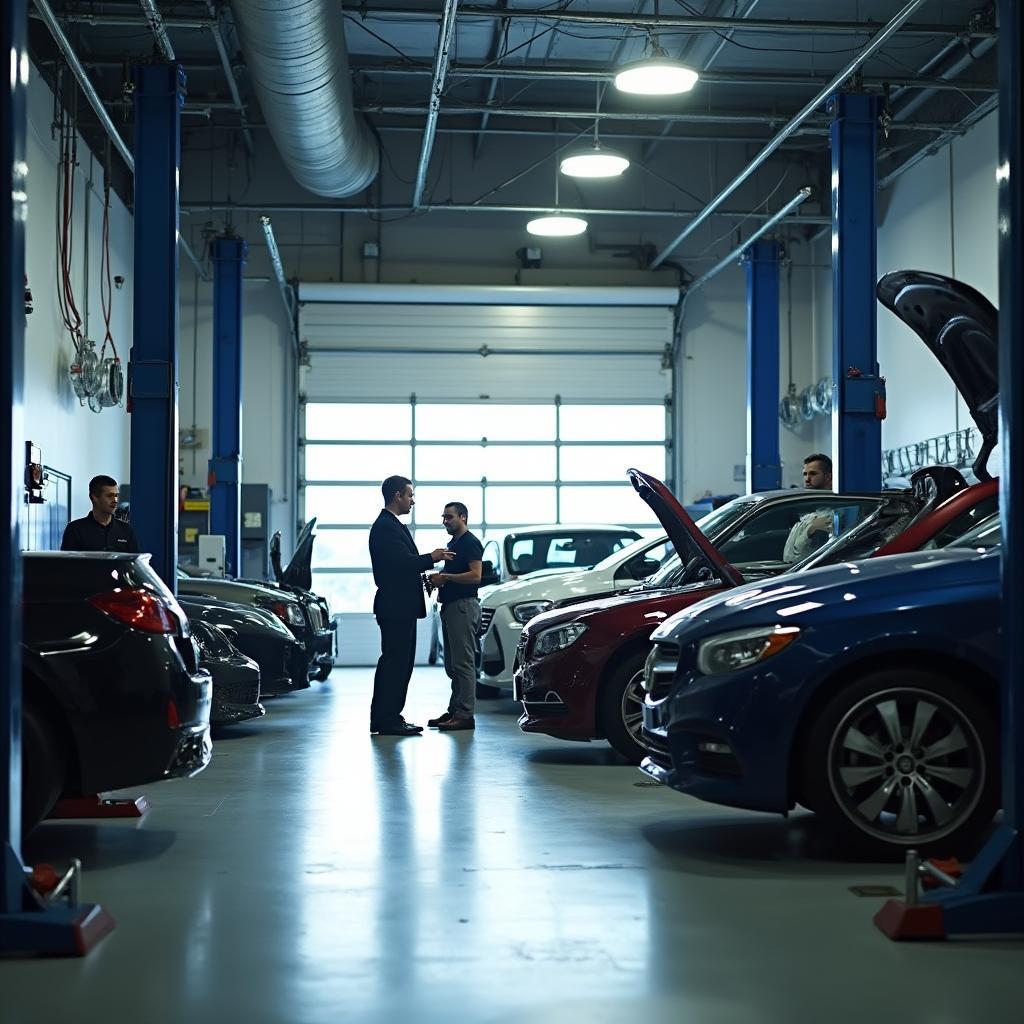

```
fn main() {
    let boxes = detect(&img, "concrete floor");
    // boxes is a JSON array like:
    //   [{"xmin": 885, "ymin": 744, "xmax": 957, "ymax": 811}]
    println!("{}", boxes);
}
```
[{"xmin": 3, "ymin": 667, "xmax": 1021, "ymax": 1023}]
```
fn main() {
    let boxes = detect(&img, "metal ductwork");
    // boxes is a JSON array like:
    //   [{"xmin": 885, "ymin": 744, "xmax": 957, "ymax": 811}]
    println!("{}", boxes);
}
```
[{"xmin": 229, "ymin": 0, "xmax": 378, "ymax": 197}]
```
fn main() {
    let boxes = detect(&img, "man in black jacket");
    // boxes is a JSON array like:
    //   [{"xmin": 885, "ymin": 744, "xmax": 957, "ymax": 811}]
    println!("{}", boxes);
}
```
[
  {"xmin": 61, "ymin": 474, "xmax": 139, "ymax": 552},
  {"xmin": 369, "ymin": 475, "xmax": 453, "ymax": 736}
]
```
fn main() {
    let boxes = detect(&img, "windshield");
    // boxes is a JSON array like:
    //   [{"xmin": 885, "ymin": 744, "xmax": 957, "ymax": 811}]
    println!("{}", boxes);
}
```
[{"xmin": 948, "ymin": 513, "xmax": 1001, "ymax": 550}]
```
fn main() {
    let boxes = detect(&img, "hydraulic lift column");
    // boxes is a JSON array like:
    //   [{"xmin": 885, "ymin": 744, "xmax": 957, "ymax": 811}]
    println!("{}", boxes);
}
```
[
  {"xmin": 830, "ymin": 92, "xmax": 885, "ymax": 492},
  {"xmin": 208, "ymin": 237, "xmax": 248, "ymax": 577},
  {"xmin": 128, "ymin": 63, "xmax": 185, "ymax": 592},
  {"xmin": 0, "ymin": 1, "xmax": 112, "ymax": 955},
  {"xmin": 744, "ymin": 240, "xmax": 783, "ymax": 492}
]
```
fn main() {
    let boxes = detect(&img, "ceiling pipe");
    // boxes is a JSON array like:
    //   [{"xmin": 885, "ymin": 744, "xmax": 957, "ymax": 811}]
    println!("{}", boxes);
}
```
[
  {"xmin": 650, "ymin": 0, "xmax": 933, "ymax": 269},
  {"xmin": 229, "ymin": 0, "xmax": 378, "ymax": 198},
  {"xmin": 892, "ymin": 36, "xmax": 998, "ymax": 123},
  {"xmin": 412, "ymin": 0, "xmax": 459, "ymax": 209},
  {"xmin": 138, "ymin": 0, "xmax": 176, "ymax": 60},
  {"xmin": 204, "ymin": 1, "xmax": 254, "ymax": 155},
  {"xmin": 30, "ymin": 0, "xmax": 208, "ymax": 280},
  {"xmin": 259, "ymin": 216, "xmax": 299, "ymax": 357},
  {"xmin": 181, "ymin": 201, "xmax": 831, "ymax": 225}
]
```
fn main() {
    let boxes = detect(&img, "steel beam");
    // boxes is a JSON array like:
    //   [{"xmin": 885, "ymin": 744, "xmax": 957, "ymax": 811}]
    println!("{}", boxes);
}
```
[
  {"xmin": 1, "ymin": 0, "xmax": 114, "ymax": 958},
  {"xmin": 830, "ymin": 93, "xmax": 883, "ymax": 492},
  {"xmin": 129, "ymin": 64, "xmax": 185, "ymax": 590},
  {"xmin": 209, "ymin": 238, "xmax": 248, "ymax": 578},
  {"xmin": 744, "ymin": 242, "xmax": 783, "ymax": 492}
]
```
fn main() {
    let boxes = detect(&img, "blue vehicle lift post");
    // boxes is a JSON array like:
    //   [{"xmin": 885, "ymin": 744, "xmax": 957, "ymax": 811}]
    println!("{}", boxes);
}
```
[
  {"xmin": 744, "ymin": 240, "xmax": 783, "ymax": 492},
  {"xmin": 876, "ymin": 0, "xmax": 1024, "ymax": 939},
  {"xmin": 128, "ymin": 63, "xmax": 186, "ymax": 592},
  {"xmin": 208, "ymin": 237, "xmax": 248, "ymax": 577},
  {"xmin": 830, "ymin": 92, "xmax": 885, "ymax": 492},
  {"xmin": 0, "ymin": 1, "xmax": 113, "ymax": 955}
]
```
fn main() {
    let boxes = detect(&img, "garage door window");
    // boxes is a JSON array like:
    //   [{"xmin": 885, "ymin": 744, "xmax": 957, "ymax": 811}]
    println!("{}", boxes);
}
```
[{"xmin": 304, "ymin": 400, "xmax": 668, "ymax": 611}]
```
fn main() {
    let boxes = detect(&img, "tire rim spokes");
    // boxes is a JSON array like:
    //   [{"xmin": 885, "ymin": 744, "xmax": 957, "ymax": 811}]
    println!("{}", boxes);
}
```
[{"xmin": 622, "ymin": 670, "xmax": 646, "ymax": 741}]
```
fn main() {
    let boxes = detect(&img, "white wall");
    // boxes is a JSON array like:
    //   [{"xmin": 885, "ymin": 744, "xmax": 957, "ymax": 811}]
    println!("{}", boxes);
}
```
[
  {"xmin": 179, "ymin": 275, "xmax": 298, "ymax": 550},
  {"xmin": 24, "ymin": 65, "xmax": 133, "ymax": 525}
]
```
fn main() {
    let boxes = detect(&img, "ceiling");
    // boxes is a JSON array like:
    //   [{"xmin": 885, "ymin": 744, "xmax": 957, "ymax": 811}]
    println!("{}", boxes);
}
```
[{"xmin": 26, "ymin": 1, "xmax": 999, "ymax": 278}]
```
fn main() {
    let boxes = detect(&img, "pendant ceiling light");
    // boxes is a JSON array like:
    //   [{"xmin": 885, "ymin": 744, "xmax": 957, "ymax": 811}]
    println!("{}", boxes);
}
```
[
  {"xmin": 527, "ymin": 215, "xmax": 588, "ymax": 237},
  {"xmin": 615, "ymin": 23, "xmax": 699, "ymax": 96},
  {"xmin": 560, "ymin": 84, "xmax": 630, "ymax": 178}
]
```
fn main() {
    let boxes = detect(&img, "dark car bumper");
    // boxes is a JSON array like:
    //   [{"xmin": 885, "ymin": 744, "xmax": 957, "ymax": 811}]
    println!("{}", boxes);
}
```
[
  {"xmin": 308, "ymin": 625, "xmax": 335, "ymax": 670},
  {"xmin": 209, "ymin": 656, "xmax": 265, "ymax": 726},
  {"xmin": 513, "ymin": 648, "xmax": 601, "ymax": 742},
  {"xmin": 641, "ymin": 663, "xmax": 799, "ymax": 814}
]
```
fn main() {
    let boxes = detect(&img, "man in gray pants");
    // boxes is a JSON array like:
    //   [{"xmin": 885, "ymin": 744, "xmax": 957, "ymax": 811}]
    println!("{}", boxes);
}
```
[{"xmin": 426, "ymin": 502, "xmax": 483, "ymax": 731}]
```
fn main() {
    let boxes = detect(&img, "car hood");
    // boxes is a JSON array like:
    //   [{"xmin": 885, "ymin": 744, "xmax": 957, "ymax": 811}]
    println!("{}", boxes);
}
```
[
  {"xmin": 178, "ymin": 574, "xmax": 302, "ymax": 606},
  {"xmin": 628, "ymin": 469, "xmax": 744, "ymax": 587},
  {"xmin": 483, "ymin": 567, "xmax": 605, "ymax": 607},
  {"xmin": 876, "ymin": 270, "xmax": 997, "ymax": 478},
  {"xmin": 178, "ymin": 593, "xmax": 294, "ymax": 637},
  {"xmin": 652, "ymin": 546, "xmax": 995, "ymax": 643}
]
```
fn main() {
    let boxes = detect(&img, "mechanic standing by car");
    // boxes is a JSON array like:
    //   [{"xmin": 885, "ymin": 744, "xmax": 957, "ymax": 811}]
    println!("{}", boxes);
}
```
[
  {"xmin": 783, "ymin": 453, "xmax": 834, "ymax": 562},
  {"xmin": 60, "ymin": 474, "xmax": 139, "ymax": 552},
  {"xmin": 369, "ymin": 475, "xmax": 454, "ymax": 736},
  {"xmin": 427, "ymin": 502, "xmax": 484, "ymax": 732}
]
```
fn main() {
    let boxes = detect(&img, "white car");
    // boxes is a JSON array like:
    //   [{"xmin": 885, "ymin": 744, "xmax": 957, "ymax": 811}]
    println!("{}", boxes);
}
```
[{"xmin": 478, "ymin": 534, "xmax": 674, "ymax": 690}]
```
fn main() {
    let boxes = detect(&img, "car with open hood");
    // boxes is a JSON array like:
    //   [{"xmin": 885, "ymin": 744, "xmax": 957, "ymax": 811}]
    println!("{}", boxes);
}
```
[
  {"xmin": 640, "ymin": 516, "xmax": 1002, "ymax": 855},
  {"xmin": 513, "ymin": 270, "xmax": 1001, "ymax": 764}
]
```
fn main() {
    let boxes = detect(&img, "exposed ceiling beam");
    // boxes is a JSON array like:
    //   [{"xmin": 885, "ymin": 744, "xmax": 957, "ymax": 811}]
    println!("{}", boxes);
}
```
[{"xmin": 179, "ymin": 201, "xmax": 831, "ymax": 225}]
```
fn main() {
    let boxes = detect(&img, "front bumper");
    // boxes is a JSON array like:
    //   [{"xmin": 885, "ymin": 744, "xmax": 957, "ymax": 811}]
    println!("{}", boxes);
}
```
[
  {"xmin": 166, "ymin": 724, "xmax": 213, "ymax": 778},
  {"xmin": 513, "ymin": 644, "xmax": 601, "ymax": 742},
  {"xmin": 479, "ymin": 604, "xmax": 520, "ymax": 687},
  {"xmin": 307, "ymin": 626, "xmax": 336, "ymax": 673}
]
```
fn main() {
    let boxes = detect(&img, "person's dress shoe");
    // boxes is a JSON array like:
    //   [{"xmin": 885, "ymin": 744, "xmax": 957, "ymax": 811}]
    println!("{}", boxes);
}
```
[
  {"xmin": 427, "ymin": 711, "xmax": 453, "ymax": 727},
  {"xmin": 437, "ymin": 715, "xmax": 475, "ymax": 732},
  {"xmin": 372, "ymin": 722, "xmax": 423, "ymax": 736}
]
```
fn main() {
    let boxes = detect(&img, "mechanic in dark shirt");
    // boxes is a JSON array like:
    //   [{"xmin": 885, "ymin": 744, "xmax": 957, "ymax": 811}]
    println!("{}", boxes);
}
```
[
  {"xmin": 426, "ymin": 501, "xmax": 484, "ymax": 731},
  {"xmin": 60, "ymin": 474, "xmax": 139, "ymax": 552}
]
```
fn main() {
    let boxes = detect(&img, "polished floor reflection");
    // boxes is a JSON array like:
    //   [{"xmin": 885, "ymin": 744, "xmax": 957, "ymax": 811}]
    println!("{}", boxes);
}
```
[{"xmin": 4, "ymin": 668, "xmax": 1021, "ymax": 1023}]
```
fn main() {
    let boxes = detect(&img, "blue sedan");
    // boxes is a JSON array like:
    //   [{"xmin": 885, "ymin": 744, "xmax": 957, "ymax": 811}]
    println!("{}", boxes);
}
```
[{"xmin": 640, "ymin": 523, "xmax": 1001, "ymax": 854}]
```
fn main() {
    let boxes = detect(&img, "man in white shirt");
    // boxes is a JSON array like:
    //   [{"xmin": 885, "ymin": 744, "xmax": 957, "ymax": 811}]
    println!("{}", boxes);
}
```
[{"xmin": 783, "ymin": 454, "xmax": 835, "ymax": 563}]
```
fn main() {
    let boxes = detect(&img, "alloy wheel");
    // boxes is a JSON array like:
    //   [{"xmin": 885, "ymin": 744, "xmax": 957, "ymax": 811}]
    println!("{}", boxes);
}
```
[
  {"xmin": 621, "ymin": 669, "xmax": 646, "ymax": 743},
  {"xmin": 826, "ymin": 686, "xmax": 986, "ymax": 845}
]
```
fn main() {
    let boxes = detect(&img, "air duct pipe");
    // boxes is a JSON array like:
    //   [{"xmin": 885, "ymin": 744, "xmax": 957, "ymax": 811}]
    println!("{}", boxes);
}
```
[{"xmin": 229, "ymin": 0, "xmax": 378, "ymax": 197}]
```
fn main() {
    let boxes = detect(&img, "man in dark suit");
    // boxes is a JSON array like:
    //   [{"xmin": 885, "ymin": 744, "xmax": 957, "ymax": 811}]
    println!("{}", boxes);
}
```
[{"xmin": 369, "ymin": 475, "xmax": 454, "ymax": 736}]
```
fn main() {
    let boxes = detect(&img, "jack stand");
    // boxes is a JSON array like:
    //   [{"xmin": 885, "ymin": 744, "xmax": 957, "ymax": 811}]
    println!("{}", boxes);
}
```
[
  {"xmin": 0, "ymin": 845, "xmax": 115, "ymax": 956},
  {"xmin": 48, "ymin": 794, "xmax": 151, "ymax": 819},
  {"xmin": 875, "ymin": 828, "xmax": 1024, "ymax": 940}
]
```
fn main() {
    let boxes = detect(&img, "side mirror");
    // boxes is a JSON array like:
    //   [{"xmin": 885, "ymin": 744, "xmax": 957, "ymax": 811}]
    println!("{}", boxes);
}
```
[{"xmin": 480, "ymin": 560, "xmax": 500, "ymax": 586}]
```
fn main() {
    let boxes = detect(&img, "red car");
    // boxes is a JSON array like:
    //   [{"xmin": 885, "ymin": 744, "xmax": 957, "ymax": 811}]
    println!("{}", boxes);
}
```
[{"xmin": 513, "ymin": 470, "xmax": 998, "ymax": 763}]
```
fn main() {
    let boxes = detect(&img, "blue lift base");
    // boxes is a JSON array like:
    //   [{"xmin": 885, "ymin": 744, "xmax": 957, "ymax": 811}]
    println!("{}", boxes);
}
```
[{"xmin": 875, "ymin": 827, "xmax": 1024, "ymax": 940}]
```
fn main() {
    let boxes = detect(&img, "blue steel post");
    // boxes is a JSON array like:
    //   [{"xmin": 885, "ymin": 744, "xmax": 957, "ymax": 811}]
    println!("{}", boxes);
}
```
[
  {"xmin": 830, "ymin": 92, "xmax": 885, "ymax": 492},
  {"xmin": 129, "ymin": 64, "xmax": 185, "ymax": 591},
  {"xmin": 744, "ymin": 240, "xmax": 782, "ymax": 492},
  {"xmin": 0, "ymin": 2, "xmax": 113, "ymax": 954},
  {"xmin": 208, "ymin": 237, "xmax": 248, "ymax": 577}
]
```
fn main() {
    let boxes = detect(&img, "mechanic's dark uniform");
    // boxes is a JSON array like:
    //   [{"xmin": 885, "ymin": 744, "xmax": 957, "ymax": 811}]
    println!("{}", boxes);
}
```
[{"xmin": 60, "ymin": 513, "xmax": 140, "ymax": 553}]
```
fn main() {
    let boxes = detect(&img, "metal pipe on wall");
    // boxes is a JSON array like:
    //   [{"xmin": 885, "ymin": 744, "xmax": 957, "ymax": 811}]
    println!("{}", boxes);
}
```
[
  {"xmin": 138, "ymin": 0, "xmax": 176, "ymax": 61},
  {"xmin": 650, "ymin": 0, "xmax": 933, "ymax": 268}
]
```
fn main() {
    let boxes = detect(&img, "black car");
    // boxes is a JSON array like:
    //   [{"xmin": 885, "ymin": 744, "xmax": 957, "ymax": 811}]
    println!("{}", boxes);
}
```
[
  {"xmin": 191, "ymin": 619, "xmax": 265, "ymax": 726},
  {"xmin": 179, "ymin": 593, "xmax": 309, "ymax": 695},
  {"xmin": 22, "ymin": 551, "xmax": 213, "ymax": 832}
]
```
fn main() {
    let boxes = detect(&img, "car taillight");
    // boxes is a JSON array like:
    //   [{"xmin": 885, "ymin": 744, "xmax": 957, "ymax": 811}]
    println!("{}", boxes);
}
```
[{"xmin": 89, "ymin": 588, "xmax": 179, "ymax": 634}]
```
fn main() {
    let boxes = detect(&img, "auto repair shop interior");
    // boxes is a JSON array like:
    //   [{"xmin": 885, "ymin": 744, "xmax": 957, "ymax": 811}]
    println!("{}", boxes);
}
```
[{"xmin": 2, "ymin": 0, "xmax": 1023, "ymax": 1019}]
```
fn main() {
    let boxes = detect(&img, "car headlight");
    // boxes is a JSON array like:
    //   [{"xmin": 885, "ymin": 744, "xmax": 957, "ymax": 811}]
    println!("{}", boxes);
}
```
[
  {"xmin": 696, "ymin": 626, "xmax": 800, "ymax": 676},
  {"xmin": 263, "ymin": 600, "xmax": 305, "ymax": 628},
  {"xmin": 533, "ymin": 622, "xmax": 587, "ymax": 658},
  {"xmin": 512, "ymin": 600, "xmax": 553, "ymax": 624}
]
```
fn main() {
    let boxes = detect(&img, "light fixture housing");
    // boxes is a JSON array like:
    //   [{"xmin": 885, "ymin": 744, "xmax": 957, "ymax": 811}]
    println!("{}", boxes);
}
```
[
  {"xmin": 560, "ymin": 146, "xmax": 630, "ymax": 179},
  {"xmin": 526, "ymin": 215, "xmax": 588, "ymax": 237},
  {"xmin": 614, "ymin": 59, "xmax": 699, "ymax": 96}
]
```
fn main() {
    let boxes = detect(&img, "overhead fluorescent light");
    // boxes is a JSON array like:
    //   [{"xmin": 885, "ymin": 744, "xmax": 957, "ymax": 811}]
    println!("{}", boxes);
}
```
[
  {"xmin": 526, "ymin": 216, "xmax": 588, "ymax": 237},
  {"xmin": 614, "ymin": 60, "xmax": 699, "ymax": 96}
]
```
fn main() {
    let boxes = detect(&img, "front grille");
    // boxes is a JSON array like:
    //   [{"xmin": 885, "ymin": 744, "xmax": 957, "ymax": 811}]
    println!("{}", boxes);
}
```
[
  {"xmin": 642, "ymin": 729, "xmax": 673, "ymax": 770},
  {"xmin": 479, "ymin": 607, "xmax": 496, "ymax": 637},
  {"xmin": 219, "ymin": 682, "xmax": 260, "ymax": 705},
  {"xmin": 305, "ymin": 601, "xmax": 323, "ymax": 630},
  {"xmin": 644, "ymin": 641, "xmax": 680, "ymax": 701}
]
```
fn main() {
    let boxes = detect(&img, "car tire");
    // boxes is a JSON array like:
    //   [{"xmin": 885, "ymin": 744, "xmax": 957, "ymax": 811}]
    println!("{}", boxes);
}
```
[
  {"xmin": 22, "ymin": 703, "xmax": 66, "ymax": 835},
  {"xmin": 313, "ymin": 662, "xmax": 333, "ymax": 682},
  {"xmin": 801, "ymin": 669, "xmax": 999, "ymax": 856},
  {"xmin": 599, "ymin": 650, "xmax": 650, "ymax": 764}
]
